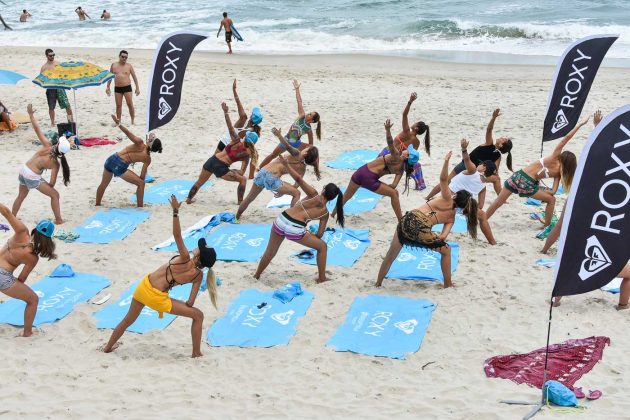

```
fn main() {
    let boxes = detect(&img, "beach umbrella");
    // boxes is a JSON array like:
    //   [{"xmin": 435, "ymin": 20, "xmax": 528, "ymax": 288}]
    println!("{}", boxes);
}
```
[
  {"xmin": 0, "ymin": 69, "xmax": 28, "ymax": 85},
  {"xmin": 32, "ymin": 61, "xmax": 114, "ymax": 136}
]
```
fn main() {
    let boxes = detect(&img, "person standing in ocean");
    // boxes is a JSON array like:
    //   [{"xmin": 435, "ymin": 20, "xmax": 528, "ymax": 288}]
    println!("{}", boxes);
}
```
[
  {"xmin": 41, "ymin": 49, "xmax": 73, "ymax": 127},
  {"xmin": 20, "ymin": 10, "xmax": 32, "ymax": 22},
  {"xmin": 101, "ymin": 10, "xmax": 111, "ymax": 20},
  {"xmin": 217, "ymin": 12, "xmax": 234, "ymax": 54},
  {"xmin": 74, "ymin": 6, "xmax": 90, "ymax": 20},
  {"xmin": 106, "ymin": 50, "xmax": 140, "ymax": 125}
]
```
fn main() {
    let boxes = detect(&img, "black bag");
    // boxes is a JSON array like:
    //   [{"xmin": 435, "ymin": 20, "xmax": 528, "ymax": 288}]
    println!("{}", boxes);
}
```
[{"xmin": 57, "ymin": 122, "xmax": 77, "ymax": 137}]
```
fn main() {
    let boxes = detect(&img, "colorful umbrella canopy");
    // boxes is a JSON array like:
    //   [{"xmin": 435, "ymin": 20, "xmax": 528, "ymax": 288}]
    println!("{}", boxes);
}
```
[
  {"xmin": 0, "ymin": 69, "xmax": 28, "ymax": 85},
  {"xmin": 32, "ymin": 61, "xmax": 114, "ymax": 90}
]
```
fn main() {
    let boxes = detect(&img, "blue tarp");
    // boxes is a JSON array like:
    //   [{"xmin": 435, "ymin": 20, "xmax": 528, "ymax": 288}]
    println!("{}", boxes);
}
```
[
  {"xmin": 74, "ymin": 208, "xmax": 150, "ymax": 244},
  {"xmin": 386, "ymin": 242, "xmax": 459, "ymax": 282}
]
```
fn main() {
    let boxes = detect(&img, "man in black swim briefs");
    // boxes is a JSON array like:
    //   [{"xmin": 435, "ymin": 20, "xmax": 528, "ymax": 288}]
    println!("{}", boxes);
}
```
[{"xmin": 106, "ymin": 50, "xmax": 140, "ymax": 125}]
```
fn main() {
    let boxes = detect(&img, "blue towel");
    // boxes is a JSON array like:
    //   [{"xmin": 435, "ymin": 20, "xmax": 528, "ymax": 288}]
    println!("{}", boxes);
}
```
[
  {"xmin": 432, "ymin": 214, "xmax": 467, "ymax": 233},
  {"xmin": 94, "ymin": 270, "xmax": 213, "ymax": 334},
  {"xmin": 386, "ymin": 242, "xmax": 459, "ymax": 282},
  {"xmin": 205, "ymin": 223, "xmax": 271, "ymax": 262},
  {"xmin": 326, "ymin": 149, "xmax": 379, "ymax": 170},
  {"xmin": 130, "ymin": 179, "xmax": 213, "ymax": 205},
  {"xmin": 273, "ymin": 282, "xmax": 303, "ymax": 303},
  {"xmin": 327, "ymin": 294, "xmax": 436, "ymax": 359},
  {"xmin": 74, "ymin": 208, "xmax": 150, "ymax": 244},
  {"xmin": 292, "ymin": 227, "xmax": 370, "ymax": 267},
  {"xmin": 207, "ymin": 288, "xmax": 313, "ymax": 347},
  {"xmin": 326, "ymin": 187, "xmax": 382, "ymax": 215},
  {"xmin": 144, "ymin": 174, "xmax": 155, "ymax": 183},
  {"xmin": 0, "ymin": 268, "xmax": 110, "ymax": 326},
  {"xmin": 153, "ymin": 212, "xmax": 235, "ymax": 252},
  {"xmin": 526, "ymin": 198, "xmax": 542, "ymax": 206},
  {"xmin": 536, "ymin": 258, "xmax": 557, "ymax": 268}
]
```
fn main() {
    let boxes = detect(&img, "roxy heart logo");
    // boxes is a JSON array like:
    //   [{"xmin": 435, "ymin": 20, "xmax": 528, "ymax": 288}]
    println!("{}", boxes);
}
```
[
  {"xmin": 397, "ymin": 252, "xmax": 416, "ymax": 262},
  {"xmin": 394, "ymin": 319, "xmax": 418, "ymax": 335},
  {"xmin": 85, "ymin": 220, "xmax": 104, "ymax": 229},
  {"xmin": 157, "ymin": 97, "xmax": 172, "ymax": 120},
  {"xmin": 551, "ymin": 109, "xmax": 569, "ymax": 133},
  {"xmin": 271, "ymin": 310, "xmax": 294, "ymax": 326},
  {"xmin": 343, "ymin": 239, "xmax": 360, "ymax": 250},
  {"xmin": 246, "ymin": 238, "xmax": 264, "ymax": 247},
  {"xmin": 578, "ymin": 235, "xmax": 612, "ymax": 281}
]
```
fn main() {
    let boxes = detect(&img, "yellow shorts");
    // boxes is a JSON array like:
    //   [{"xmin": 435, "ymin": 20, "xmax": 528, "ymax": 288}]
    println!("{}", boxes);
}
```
[{"xmin": 132, "ymin": 274, "xmax": 172, "ymax": 318}]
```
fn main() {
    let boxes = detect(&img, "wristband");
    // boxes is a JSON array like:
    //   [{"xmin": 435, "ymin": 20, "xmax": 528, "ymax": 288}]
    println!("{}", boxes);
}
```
[
  {"xmin": 461, "ymin": 149, "xmax": 467, "ymax": 152},
  {"xmin": 173, "ymin": 209, "xmax": 179, "ymax": 217}
]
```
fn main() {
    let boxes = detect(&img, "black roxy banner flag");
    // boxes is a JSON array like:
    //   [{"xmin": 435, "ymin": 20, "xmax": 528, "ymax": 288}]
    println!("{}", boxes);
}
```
[
  {"xmin": 146, "ymin": 31, "xmax": 208, "ymax": 132},
  {"xmin": 552, "ymin": 104, "xmax": 630, "ymax": 297},
  {"xmin": 542, "ymin": 35, "xmax": 617, "ymax": 142}
]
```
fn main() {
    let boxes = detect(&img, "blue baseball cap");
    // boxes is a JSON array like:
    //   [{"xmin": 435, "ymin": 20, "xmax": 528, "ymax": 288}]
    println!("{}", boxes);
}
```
[
  {"xmin": 36, "ymin": 220, "xmax": 55, "ymax": 237},
  {"xmin": 251, "ymin": 107, "xmax": 263, "ymax": 125},
  {"xmin": 407, "ymin": 144, "xmax": 420, "ymax": 165},
  {"xmin": 64, "ymin": 131, "xmax": 74, "ymax": 138},
  {"xmin": 246, "ymin": 131, "xmax": 259, "ymax": 145}
]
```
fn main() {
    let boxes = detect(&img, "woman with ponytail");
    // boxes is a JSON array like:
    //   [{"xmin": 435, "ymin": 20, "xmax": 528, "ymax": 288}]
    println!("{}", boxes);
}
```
[
  {"xmin": 236, "ymin": 127, "xmax": 321, "ymax": 220},
  {"xmin": 334, "ymin": 119, "xmax": 418, "ymax": 221},
  {"xmin": 377, "ymin": 92, "xmax": 430, "ymax": 191},
  {"xmin": 12, "ymin": 104, "xmax": 72, "ymax": 224},
  {"xmin": 258, "ymin": 79, "xmax": 321, "ymax": 169},
  {"xmin": 103, "ymin": 195, "xmax": 218, "ymax": 358},
  {"xmin": 96, "ymin": 115, "xmax": 163, "ymax": 207},
  {"xmin": 187, "ymin": 102, "xmax": 259, "ymax": 205},
  {"xmin": 376, "ymin": 151, "xmax": 479, "ymax": 288},
  {"xmin": 254, "ymin": 156, "xmax": 344, "ymax": 284}
]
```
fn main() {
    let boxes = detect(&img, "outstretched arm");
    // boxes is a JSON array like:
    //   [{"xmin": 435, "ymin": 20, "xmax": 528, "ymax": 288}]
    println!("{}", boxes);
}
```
[
  {"xmin": 553, "ymin": 116, "xmax": 590, "ymax": 156},
  {"xmin": 439, "ymin": 151, "xmax": 453, "ymax": 200},
  {"xmin": 314, "ymin": 214, "xmax": 329, "ymax": 239},
  {"xmin": 221, "ymin": 102, "xmax": 239, "ymax": 143},
  {"xmin": 384, "ymin": 119, "xmax": 400, "ymax": 159},
  {"xmin": 438, "ymin": 223, "xmax": 453, "ymax": 240},
  {"xmin": 478, "ymin": 188, "xmax": 486, "ymax": 210},
  {"xmin": 401, "ymin": 92, "xmax": 416, "ymax": 133},
  {"xmin": 232, "ymin": 79, "xmax": 247, "ymax": 127},
  {"xmin": 186, "ymin": 274, "xmax": 202, "ymax": 307},
  {"xmin": 279, "ymin": 155, "xmax": 318, "ymax": 197},
  {"xmin": 461, "ymin": 138, "xmax": 476, "ymax": 174},
  {"xmin": 139, "ymin": 156, "xmax": 151, "ymax": 181},
  {"xmin": 272, "ymin": 127, "xmax": 300, "ymax": 156},
  {"xmin": 0, "ymin": 203, "xmax": 28, "ymax": 234},
  {"xmin": 293, "ymin": 80, "xmax": 305, "ymax": 118},
  {"xmin": 486, "ymin": 108, "xmax": 500, "ymax": 145},
  {"xmin": 112, "ymin": 115, "xmax": 143, "ymax": 144},
  {"xmin": 27, "ymin": 104, "xmax": 51, "ymax": 147},
  {"xmin": 169, "ymin": 196, "xmax": 190, "ymax": 259}
]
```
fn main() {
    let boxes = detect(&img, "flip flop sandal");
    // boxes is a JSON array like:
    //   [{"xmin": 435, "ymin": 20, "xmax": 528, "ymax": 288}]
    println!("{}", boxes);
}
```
[
  {"xmin": 296, "ymin": 250, "xmax": 314, "ymax": 259},
  {"xmin": 91, "ymin": 293, "xmax": 112, "ymax": 305},
  {"xmin": 573, "ymin": 387, "xmax": 585, "ymax": 399},
  {"xmin": 587, "ymin": 390, "xmax": 602, "ymax": 400}
]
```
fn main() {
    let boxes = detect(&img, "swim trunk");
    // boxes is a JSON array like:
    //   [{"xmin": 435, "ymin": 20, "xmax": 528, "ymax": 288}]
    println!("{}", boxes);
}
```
[
  {"xmin": 132, "ymin": 274, "xmax": 172, "ymax": 318},
  {"xmin": 397, "ymin": 210, "xmax": 447, "ymax": 249},
  {"xmin": 203, "ymin": 155, "xmax": 230, "ymax": 177},
  {"xmin": 278, "ymin": 135, "xmax": 302, "ymax": 150},
  {"xmin": 46, "ymin": 89, "xmax": 70, "ymax": 110},
  {"xmin": 225, "ymin": 31, "xmax": 233, "ymax": 42},
  {"xmin": 104, "ymin": 153, "xmax": 130, "ymax": 177},
  {"xmin": 0, "ymin": 268, "xmax": 16, "ymax": 291},
  {"xmin": 273, "ymin": 211, "xmax": 307, "ymax": 241},
  {"xmin": 254, "ymin": 168, "xmax": 283, "ymax": 192},
  {"xmin": 351, "ymin": 164, "xmax": 382, "ymax": 192},
  {"xmin": 18, "ymin": 165, "xmax": 44, "ymax": 190},
  {"xmin": 114, "ymin": 85, "xmax": 132, "ymax": 94},
  {"xmin": 505, "ymin": 169, "xmax": 539, "ymax": 197}
]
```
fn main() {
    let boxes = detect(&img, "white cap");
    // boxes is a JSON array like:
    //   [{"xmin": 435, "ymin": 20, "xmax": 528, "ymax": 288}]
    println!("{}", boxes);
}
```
[{"xmin": 57, "ymin": 137, "xmax": 71, "ymax": 154}]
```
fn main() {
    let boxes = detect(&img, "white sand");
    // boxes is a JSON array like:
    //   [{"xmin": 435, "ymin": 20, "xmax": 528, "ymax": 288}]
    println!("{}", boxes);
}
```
[{"xmin": 1, "ymin": 47, "xmax": 629, "ymax": 418}]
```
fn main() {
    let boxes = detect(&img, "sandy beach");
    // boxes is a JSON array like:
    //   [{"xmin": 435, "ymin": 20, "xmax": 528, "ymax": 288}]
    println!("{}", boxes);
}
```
[{"xmin": 1, "ymin": 46, "xmax": 629, "ymax": 418}]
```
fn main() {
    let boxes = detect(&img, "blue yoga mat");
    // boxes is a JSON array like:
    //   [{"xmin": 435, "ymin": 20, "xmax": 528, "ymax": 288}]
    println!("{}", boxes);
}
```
[
  {"xmin": 0, "ymin": 268, "xmax": 110, "ymax": 327},
  {"xmin": 326, "ymin": 187, "xmax": 382, "ymax": 215},
  {"xmin": 386, "ymin": 242, "xmax": 459, "ymax": 282},
  {"xmin": 94, "ymin": 271, "xmax": 214, "ymax": 334},
  {"xmin": 153, "ymin": 212, "xmax": 235, "ymax": 252},
  {"xmin": 129, "ymin": 179, "xmax": 213, "ymax": 205},
  {"xmin": 526, "ymin": 197, "xmax": 542, "ymax": 206},
  {"xmin": 206, "ymin": 223, "xmax": 271, "ymax": 262},
  {"xmin": 74, "ymin": 208, "xmax": 150, "ymax": 244},
  {"xmin": 292, "ymin": 227, "xmax": 370, "ymax": 267},
  {"xmin": 207, "ymin": 288, "xmax": 313, "ymax": 347},
  {"xmin": 327, "ymin": 294, "xmax": 436, "ymax": 359},
  {"xmin": 432, "ymin": 213, "xmax": 467, "ymax": 233},
  {"xmin": 326, "ymin": 149, "xmax": 379, "ymax": 170}
]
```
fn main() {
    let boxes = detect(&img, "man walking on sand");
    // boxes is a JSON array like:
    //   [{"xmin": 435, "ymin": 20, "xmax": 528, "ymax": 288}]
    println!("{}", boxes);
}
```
[
  {"xmin": 41, "ymin": 49, "xmax": 73, "ymax": 127},
  {"xmin": 106, "ymin": 50, "xmax": 140, "ymax": 125},
  {"xmin": 217, "ymin": 12, "xmax": 234, "ymax": 54},
  {"xmin": 75, "ymin": 6, "xmax": 90, "ymax": 20}
]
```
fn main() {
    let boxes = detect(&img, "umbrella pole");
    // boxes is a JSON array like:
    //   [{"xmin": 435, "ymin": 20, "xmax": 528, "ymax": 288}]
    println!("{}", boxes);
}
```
[{"xmin": 72, "ymin": 89, "xmax": 78, "ymax": 138}]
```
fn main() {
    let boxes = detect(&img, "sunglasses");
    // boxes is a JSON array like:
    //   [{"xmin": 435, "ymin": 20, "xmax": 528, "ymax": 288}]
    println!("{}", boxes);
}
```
[
  {"xmin": 120, "ymin": 55, "xmax": 128, "ymax": 59},
  {"xmin": 47, "ymin": 54, "xmax": 55, "ymax": 58}
]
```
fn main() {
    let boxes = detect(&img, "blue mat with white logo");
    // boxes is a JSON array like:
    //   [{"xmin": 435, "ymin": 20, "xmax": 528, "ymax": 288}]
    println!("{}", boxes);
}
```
[
  {"xmin": 205, "ymin": 223, "xmax": 271, "ymax": 262},
  {"xmin": 326, "ymin": 149, "xmax": 379, "ymax": 170},
  {"xmin": 292, "ymin": 227, "xmax": 370, "ymax": 267},
  {"xmin": 74, "ymin": 208, "xmax": 150, "ymax": 244},
  {"xmin": 432, "ymin": 214, "xmax": 467, "ymax": 233},
  {"xmin": 327, "ymin": 294, "xmax": 436, "ymax": 359},
  {"xmin": 153, "ymin": 212, "xmax": 235, "ymax": 252},
  {"xmin": 386, "ymin": 242, "xmax": 459, "ymax": 283},
  {"xmin": 129, "ymin": 179, "xmax": 213, "ymax": 205},
  {"xmin": 207, "ymin": 288, "xmax": 313, "ymax": 347},
  {"xmin": 0, "ymin": 267, "xmax": 110, "ymax": 327},
  {"xmin": 326, "ymin": 187, "xmax": 382, "ymax": 215}
]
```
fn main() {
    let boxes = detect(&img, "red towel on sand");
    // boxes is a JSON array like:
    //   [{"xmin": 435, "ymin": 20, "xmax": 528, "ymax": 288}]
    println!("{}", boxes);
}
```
[
  {"xmin": 483, "ymin": 336, "xmax": 610, "ymax": 389},
  {"xmin": 80, "ymin": 137, "xmax": 117, "ymax": 147}
]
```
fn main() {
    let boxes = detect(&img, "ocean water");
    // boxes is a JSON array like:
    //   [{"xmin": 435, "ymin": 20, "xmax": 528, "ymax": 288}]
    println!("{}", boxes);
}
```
[{"xmin": 2, "ymin": 0, "xmax": 629, "ymax": 64}]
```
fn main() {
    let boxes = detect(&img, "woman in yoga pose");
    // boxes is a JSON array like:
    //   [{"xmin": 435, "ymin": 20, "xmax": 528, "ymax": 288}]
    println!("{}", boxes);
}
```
[
  {"xmin": 103, "ymin": 195, "xmax": 218, "ymax": 358},
  {"xmin": 236, "ymin": 127, "xmax": 320, "ymax": 220},
  {"xmin": 187, "ymin": 102, "xmax": 259, "ymax": 205},
  {"xmin": 12, "ymin": 105, "xmax": 72, "ymax": 224},
  {"xmin": 376, "ymin": 151, "xmax": 479, "ymax": 288},
  {"xmin": 95, "ymin": 115, "xmax": 163, "ymax": 207},
  {"xmin": 0, "ymin": 203, "xmax": 57, "ymax": 337},
  {"xmin": 257, "ymin": 80, "xmax": 321, "ymax": 169},
  {"xmin": 335, "ymin": 119, "xmax": 418, "ymax": 221},
  {"xmin": 254, "ymin": 157, "xmax": 344, "ymax": 284},
  {"xmin": 485, "ymin": 115, "xmax": 590, "ymax": 227},
  {"xmin": 426, "ymin": 108, "xmax": 513, "ymax": 200}
]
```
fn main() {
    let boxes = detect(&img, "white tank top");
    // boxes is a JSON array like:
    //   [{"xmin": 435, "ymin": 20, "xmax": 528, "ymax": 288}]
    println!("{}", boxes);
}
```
[
  {"xmin": 220, "ymin": 127, "xmax": 248, "ymax": 146},
  {"xmin": 449, "ymin": 171, "xmax": 485, "ymax": 196}
]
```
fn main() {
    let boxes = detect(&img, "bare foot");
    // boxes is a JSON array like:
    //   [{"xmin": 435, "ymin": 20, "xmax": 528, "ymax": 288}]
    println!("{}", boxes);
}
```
[
  {"xmin": 192, "ymin": 352, "xmax": 203, "ymax": 358},
  {"xmin": 616, "ymin": 303, "xmax": 629, "ymax": 311},
  {"xmin": 253, "ymin": 273, "xmax": 260, "ymax": 280},
  {"xmin": 18, "ymin": 331, "xmax": 33, "ymax": 337},
  {"xmin": 100, "ymin": 342, "xmax": 122, "ymax": 353},
  {"xmin": 375, "ymin": 282, "xmax": 383, "ymax": 288},
  {"xmin": 55, "ymin": 219, "xmax": 65, "ymax": 225}
]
